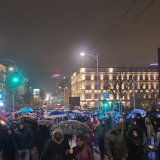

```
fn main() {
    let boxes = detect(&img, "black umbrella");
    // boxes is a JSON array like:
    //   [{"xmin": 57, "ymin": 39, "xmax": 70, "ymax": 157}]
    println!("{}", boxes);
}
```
[{"xmin": 51, "ymin": 120, "xmax": 90, "ymax": 135}]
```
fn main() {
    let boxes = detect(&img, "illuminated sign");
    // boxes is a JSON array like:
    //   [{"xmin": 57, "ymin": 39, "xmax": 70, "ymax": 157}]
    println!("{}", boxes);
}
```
[
  {"xmin": 52, "ymin": 72, "xmax": 61, "ymax": 78},
  {"xmin": 0, "ymin": 101, "xmax": 3, "ymax": 107},
  {"xmin": 103, "ymin": 92, "xmax": 109, "ymax": 99},
  {"xmin": 33, "ymin": 89, "xmax": 40, "ymax": 97}
]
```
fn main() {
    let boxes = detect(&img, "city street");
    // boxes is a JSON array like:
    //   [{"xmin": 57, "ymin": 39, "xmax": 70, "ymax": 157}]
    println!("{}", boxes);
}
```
[{"xmin": 1, "ymin": 0, "xmax": 160, "ymax": 160}]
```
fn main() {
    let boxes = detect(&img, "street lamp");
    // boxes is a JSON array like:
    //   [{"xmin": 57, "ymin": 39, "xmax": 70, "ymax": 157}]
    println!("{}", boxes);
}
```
[
  {"xmin": 80, "ymin": 52, "xmax": 99, "ymax": 110},
  {"xmin": 8, "ymin": 67, "xmax": 14, "ymax": 72},
  {"xmin": 0, "ymin": 59, "xmax": 18, "ymax": 72}
]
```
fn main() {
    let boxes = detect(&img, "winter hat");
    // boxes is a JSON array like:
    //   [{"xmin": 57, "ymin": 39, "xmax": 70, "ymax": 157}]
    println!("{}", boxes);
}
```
[
  {"xmin": 51, "ymin": 128, "xmax": 64, "ymax": 144},
  {"xmin": 17, "ymin": 120, "xmax": 25, "ymax": 127},
  {"xmin": 111, "ymin": 123, "xmax": 122, "ymax": 132}
]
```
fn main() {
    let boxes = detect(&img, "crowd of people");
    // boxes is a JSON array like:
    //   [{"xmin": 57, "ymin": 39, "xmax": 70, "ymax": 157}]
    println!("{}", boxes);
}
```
[
  {"xmin": 0, "ymin": 112, "xmax": 160, "ymax": 160},
  {"xmin": 94, "ymin": 113, "xmax": 160, "ymax": 160}
]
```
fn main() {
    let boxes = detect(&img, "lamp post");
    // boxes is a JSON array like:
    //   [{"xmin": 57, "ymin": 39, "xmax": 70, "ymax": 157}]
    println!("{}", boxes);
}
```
[
  {"xmin": 0, "ymin": 59, "xmax": 18, "ymax": 72},
  {"xmin": 80, "ymin": 52, "xmax": 100, "ymax": 110},
  {"xmin": 0, "ymin": 59, "xmax": 18, "ymax": 111}
]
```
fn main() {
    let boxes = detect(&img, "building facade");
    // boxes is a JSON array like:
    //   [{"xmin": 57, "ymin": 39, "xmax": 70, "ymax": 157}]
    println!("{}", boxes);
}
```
[
  {"xmin": 71, "ymin": 67, "xmax": 159, "ymax": 108},
  {"xmin": 0, "ymin": 64, "xmax": 6, "ymax": 107}
]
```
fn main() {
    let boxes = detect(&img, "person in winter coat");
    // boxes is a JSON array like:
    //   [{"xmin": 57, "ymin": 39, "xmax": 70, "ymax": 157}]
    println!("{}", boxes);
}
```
[
  {"xmin": 134, "ymin": 113, "xmax": 146, "ymax": 135},
  {"xmin": 104, "ymin": 123, "xmax": 128, "ymax": 160},
  {"xmin": 157, "ymin": 128, "xmax": 160, "ymax": 146},
  {"xmin": 14, "ymin": 121, "xmax": 33, "ymax": 160},
  {"xmin": 44, "ymin": 128, "xmax": 70, "ymax": 160},
  {"xmin": 95, "ymin": 119, "xmax": 111, "ymax": 159},
  {"xmin": 2, "ymin": 126, "xmax": 16, "ymax": 160},
  {"xmin": 128, "ymin": 119, "xmax": 144, "ymax": 144},
  {"xmin": 85, "ymin": 130, "xmax": 95, "ymax": 151},
  {"xmin": 157, "ymin": 128, "xmax": 160, "ymax": 159},
  {"xmin": 67, "ymin": 134, "xmax": 94, "ymax": 160},
  {"xmin": 145, "ymin": 117, "xmax": 155, "ymax": 144},
  {"xmin": 0, "ymin": 123, "xmax": 5, "ymax": 152},
  {"xmin": 150, "ymin": 114, "xmax": 160, "ymax": 134},
  {"xmin": 127, "ymin": 128, "xmax": 145, "ymax": 160}
]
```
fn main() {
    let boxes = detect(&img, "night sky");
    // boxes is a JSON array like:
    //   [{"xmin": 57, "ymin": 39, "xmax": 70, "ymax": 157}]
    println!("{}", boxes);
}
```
[{"xmin": 0, "ymin": 0, "xmax": 160, "ymax": 90}]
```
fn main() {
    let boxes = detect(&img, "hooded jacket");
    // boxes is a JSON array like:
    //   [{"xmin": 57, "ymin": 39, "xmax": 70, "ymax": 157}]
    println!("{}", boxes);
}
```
[
  {"xmin": 95, "ymin": 119, "xmax": 111, "ymax": 140},
  {"xmin": 104, "ymin": 123, "xmax": 128, "ymax": 159},
  {"xmin": 44, "ymin": 128, "xmax": 70, "ymax": 160}
]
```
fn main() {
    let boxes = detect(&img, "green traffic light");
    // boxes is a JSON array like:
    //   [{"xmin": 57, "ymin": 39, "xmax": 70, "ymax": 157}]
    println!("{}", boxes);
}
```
[
  {"xmin": 102, "ymin": 99, "xmax": 109, "ymax": 109},
  {"xmin": 6, "ymin": 71, "xmax": 24, "ymax": 88},
  {"xmin": 13, "ymin": 77, "xmax": 19, "ymax": 82}
]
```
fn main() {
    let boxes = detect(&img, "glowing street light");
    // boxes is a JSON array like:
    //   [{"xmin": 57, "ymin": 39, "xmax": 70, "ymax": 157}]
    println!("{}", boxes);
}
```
[
  {"xmin": 80, "ymin": 52, "xmax": 85, "ymax": 57},
  {"xmin": 8, "ymin": 67, "xmax": 14, "ymax": 72}
]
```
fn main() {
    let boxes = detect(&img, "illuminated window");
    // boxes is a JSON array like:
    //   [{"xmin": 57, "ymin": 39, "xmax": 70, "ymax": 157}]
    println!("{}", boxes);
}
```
[
  {"xmin": 80, "ymin": 68, "xmax": 85, "ymax": 73},
  {"xmin": 109, "ymin": 68, "xmax": 114, "ymax": 72},
  {"xmin": 82, "ymin": 75, "xmax": 85, "ymax": 80}
]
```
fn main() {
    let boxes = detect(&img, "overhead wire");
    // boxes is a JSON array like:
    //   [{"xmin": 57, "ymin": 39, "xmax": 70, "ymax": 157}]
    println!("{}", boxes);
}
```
[
  {"xmin": 85, "ymin": 0, "xmax": 157, "ymax": 68},
  {"xmin": 98, "ymin": 0, "xmax": 157, "ymax": 59},
  {"xmin": 88, "ymin": 0, "xmax": 139, "ymax": 57}
]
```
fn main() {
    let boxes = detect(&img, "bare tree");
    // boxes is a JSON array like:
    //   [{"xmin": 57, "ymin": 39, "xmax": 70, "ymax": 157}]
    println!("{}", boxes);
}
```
[{"xmin": 104, "ymin": 71, "xmax": 133, "ymax": 112}]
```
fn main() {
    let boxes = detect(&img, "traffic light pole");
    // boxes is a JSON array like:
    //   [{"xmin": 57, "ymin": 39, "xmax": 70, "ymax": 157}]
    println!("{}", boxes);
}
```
[{"xmin": 12, "ymin": 88, "xmax": 15, "ymax": 111}]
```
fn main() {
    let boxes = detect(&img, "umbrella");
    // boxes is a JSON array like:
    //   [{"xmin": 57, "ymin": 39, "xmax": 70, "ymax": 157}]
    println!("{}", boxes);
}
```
[
  {"xmin": 1, "ymin": 110, "xmax": 7, "ymax": 116},
  {"xmin": 49, "ymin": 111, "xmax": 64, "ymax": 115},
  {"xmin": 22, "ymin": 114, "xmax": 36, "ymax": 119},
  {"xmin": 131, "ymin": 109, "xmax": 146, "ymax": 117},
  {"xmin": 0, "ymin": 115, "xmax": 8, "ymax": 121},
  {"xmin": 72, "ymin": 110, "xmax": 81, "ymax": 113},
  {"xmin": 37, "ymin": 120, "xmax": 53, "ymax": 126},
  {"xmin": 51, "ymin": 120, "xmax": 90, "ymax": 135},
  {"xmin": 126, "ymin": 109, "xmax": 146, "ymax": 118},
  {"xmin": 19, "ymin": 107, "xmax": 33, "ymax": 113},
  {"xmin": 0, "ymin": 120, "xmax": 6, "ymax": 125}
]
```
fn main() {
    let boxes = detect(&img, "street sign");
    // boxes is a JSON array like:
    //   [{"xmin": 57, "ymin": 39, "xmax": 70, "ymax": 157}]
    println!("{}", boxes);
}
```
[{"xmin": 103, "ymin": 92, "xmax": 109, "ymax": 99}]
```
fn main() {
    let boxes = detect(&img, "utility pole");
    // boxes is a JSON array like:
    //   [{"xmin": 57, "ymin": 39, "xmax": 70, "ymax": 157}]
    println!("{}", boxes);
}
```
[{"xmin": 12, "ymin": 89, "xmax": 15, "ymax": 111}]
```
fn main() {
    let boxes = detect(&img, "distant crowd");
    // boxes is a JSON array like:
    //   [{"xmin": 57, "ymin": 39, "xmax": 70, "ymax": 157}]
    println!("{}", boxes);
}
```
[{"xmin": 0, "ymin": 112, "xmax": 160, "ymax": 160}]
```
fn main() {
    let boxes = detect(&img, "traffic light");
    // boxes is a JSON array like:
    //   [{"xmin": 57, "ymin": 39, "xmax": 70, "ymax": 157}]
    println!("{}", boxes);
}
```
[
  {"xmin": 102, "ymin": 99, "xmax": 110, "ymax": 111},
  {"xmin": 113, "ymin": 101, "xmax": 118, "ymax": 111},
  {"xmin": 57, "ymin": 98, "xmax": 62, "ymax": 102},
  {"xmin": 6, "ymin": 72, "xmax": 24, "ymax": 88}
]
